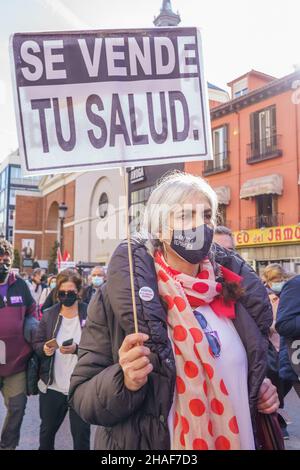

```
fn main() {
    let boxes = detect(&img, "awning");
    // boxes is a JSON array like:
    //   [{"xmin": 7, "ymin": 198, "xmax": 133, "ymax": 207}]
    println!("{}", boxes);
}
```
[
  {"xmin": 240, "ymin": 174, "xmax": 283, "ymax": 199},
  {"xmin": 214, "ymin": 186, "xmax": 231, "ymax": 205}
]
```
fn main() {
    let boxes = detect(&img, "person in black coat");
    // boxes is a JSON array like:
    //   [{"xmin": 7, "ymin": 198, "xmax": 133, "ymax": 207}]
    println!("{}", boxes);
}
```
[
  {"xmin": 81, "ymin": 266, "xmax": 105, "ymax": 305},
  {"xmin": 276, "ymin": 275, "xmax": 300, "ymax": 398},
  {"xmin": 69, "ymin": 172, "xmax": 279, "ymax": 451}
]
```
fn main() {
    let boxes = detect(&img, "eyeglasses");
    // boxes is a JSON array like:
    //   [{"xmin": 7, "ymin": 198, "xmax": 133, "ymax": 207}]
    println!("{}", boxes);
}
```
[{"xmin": 193, "ymin": 311, "xmax": 221, "ymax": 358}]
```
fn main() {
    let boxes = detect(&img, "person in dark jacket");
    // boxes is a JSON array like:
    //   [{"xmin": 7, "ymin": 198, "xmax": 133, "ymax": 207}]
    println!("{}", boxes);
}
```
[
  {"xmin": 33, "ymin": 269, "xmax": 90, "ymax": 450},
  {"xmin": 276, "ymin": 275, "xmax": 300, "ymax": 398},
  {"xmin": 69, "ymin": 172, "xmax": 279, "ymax": 451},
  {"xmin": 81, "ymin": 266, "xmax": 105, "ymax": 305},
  {"xmin": 0, "ymin": 239, "xmax": 37, "ymax": 450},
  {"xmin": 262, "ymin": 264, "xmax": 294, "ymax": 439}
]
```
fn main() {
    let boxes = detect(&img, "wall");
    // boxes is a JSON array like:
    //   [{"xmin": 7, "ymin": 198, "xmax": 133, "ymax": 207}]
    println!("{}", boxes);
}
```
[{"xmin": 185, "ymin": 84, "xmax": 300, "ymax": 231}]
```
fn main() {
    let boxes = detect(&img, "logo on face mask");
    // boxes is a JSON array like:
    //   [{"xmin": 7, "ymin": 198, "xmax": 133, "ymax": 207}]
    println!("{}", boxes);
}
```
[{"xmin": 170, "ymin": 225, "xmax": 214, "ymax": 264}]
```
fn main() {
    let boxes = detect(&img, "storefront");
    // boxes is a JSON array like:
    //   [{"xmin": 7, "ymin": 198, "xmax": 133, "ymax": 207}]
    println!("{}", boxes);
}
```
[{"xmin": 234, "ymin": 224, "xmax": 300, "ymax": 276}]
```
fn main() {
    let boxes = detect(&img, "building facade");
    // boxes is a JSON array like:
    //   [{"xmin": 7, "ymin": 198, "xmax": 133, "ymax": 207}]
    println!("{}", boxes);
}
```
[
  {"xmin": 185, "ymin": 69, "xmax": 300, "ymax": 274},
  {"xmin": 14, "ymin": 173, "xmax": 76, "ymax": 270},
  {"xmin": 73, "ymin": 169, "xmax": 126, "ymax": 265},
  {"xmin": 14, "ymin": 169, "xmax": 126, "ymax": 269},
  {"xmin": 0, "ymin": 150, "xmax": 40, "ymax": 244}
]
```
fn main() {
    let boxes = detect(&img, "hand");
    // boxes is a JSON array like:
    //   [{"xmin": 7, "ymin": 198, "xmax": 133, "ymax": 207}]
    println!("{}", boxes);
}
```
[
  {"xmin": 257, "ymin": 378, "xmax": 280, "ymax": 414},
  {"xmin": 43, "ymin": 344, "xmax": 55, "ymax": 356},
  {"xmin": 119, "ymin": 333, "xmax": 153, "ymax": 392},
  {"xmin": 60, "ymin": 343, "xmax": 77, "ymax": 355}
]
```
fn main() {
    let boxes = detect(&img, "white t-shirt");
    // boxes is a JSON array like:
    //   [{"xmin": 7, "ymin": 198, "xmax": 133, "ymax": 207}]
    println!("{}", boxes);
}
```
[
  {"xmin": 48, "ymin": 315, "xmax": 82, "ymax": 395},
  {"xmin": 168, "ymin": 305, "xmax": 255, "ymax": 450}
]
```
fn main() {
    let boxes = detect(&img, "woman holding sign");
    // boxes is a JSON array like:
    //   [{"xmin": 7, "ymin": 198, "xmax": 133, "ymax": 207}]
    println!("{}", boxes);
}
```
[{"xmin": 69, "ymin": 172, "xmax": 279, "ymax": 450}]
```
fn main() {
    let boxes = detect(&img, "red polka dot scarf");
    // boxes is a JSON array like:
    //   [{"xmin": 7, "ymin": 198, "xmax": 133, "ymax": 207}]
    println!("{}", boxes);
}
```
[
  {"xmin": 154, "ymin": 251, "xmax": 241, "ymax": 450},
  {"xmin": 155, "ymin": 251, "xmax": 242, "ymax": 319}
]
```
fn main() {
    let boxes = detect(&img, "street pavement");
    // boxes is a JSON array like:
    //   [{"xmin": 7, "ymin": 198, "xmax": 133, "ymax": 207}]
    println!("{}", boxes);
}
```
[{"xmin": 0, "ymin": 388, "xmax": 299, "ymax": 450}]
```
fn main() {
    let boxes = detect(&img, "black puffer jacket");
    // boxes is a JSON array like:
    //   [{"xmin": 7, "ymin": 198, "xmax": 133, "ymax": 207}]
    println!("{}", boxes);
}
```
[{"xmin": 69, "ymin": 240, "xmax": 272, "ymax": 450}]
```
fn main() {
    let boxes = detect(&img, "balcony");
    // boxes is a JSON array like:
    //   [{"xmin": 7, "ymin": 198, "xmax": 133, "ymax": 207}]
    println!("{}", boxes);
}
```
[
  {"xmin": 247, "ymin": 135, "xmax": 283, "ymax": 164},
  {"xmin": 203, "ymin": 152, "xmax": 231, "ymax": 176},
  {"xmin": 246, "ymin": 213, "xmax": 284, "ymax": 230},
  {"xmin": 10, "ymin": 177, "xmax": 40, "ymax": 187}
]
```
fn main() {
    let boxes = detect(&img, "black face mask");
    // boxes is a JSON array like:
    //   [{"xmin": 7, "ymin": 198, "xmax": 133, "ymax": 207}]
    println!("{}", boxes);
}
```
[
  {"xmin": 0, "ymin": 262, "xmax": 11, "ymax": 282},
  {"xmin": 170, "ymin": 224, "xmax": 214, "ymax": 264},
  {"xmin": 58, "ymin": 290, "xmax": 78, "ymax": 307}
]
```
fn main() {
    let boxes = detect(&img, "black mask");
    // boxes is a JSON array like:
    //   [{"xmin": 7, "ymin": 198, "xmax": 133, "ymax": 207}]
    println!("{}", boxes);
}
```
[
  {"xmin": 58, "ymin": 290, "xmax": 78, "ymax": 307},
  {"xmin": 170, "ymin": 224, "xmax": 214, "ymax": 264},
  {"xmin": 0, "ymin": 262, "xmax": 11, "ymax": 282}
]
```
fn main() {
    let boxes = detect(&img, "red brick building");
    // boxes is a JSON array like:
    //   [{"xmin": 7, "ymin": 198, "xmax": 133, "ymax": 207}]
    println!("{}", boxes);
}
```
[
  {"xmin": 186, "ymin": 69, "xmax": 300, "ymax": 273},
  {"xmin": 14, "ymin": 174, "xmax": 76, "ymax": 271}
]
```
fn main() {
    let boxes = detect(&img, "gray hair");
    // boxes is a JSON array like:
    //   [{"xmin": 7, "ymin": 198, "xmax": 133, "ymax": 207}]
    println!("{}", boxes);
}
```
[{"xmin": 141, "ymin": 171, "xmax": 218, "ymax": 254}]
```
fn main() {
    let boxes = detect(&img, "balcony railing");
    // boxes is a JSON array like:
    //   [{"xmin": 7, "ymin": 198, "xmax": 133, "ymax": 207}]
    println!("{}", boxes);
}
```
[
  {"xmin": 216, "ymin": 219, "xmax": 232, "ymax": 229},
  {"xmin": 10, "ymin": 177, "xmax": 40, "ymax": 187},
  {"xmin": 246, "ymin": 213, "xmax": 284, "ymax": 229},
  {"xmin": 247, "ymin": 134, "xmax": 282, "ymax": 164},
  {"xmin": 203, "ymin": 152, "xmax": 231, "ymax": 176}
]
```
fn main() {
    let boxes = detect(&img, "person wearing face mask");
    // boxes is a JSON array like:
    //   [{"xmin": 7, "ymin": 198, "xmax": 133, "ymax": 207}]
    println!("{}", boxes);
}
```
[
  {"xmin": 69, "ymin": 172, "xmax": 280, "ymax": 451},
  {"xmin": 275, "ymin": 271, "xmax": 300, "ymax": 399},
  {"xmin": 33, "ymin": 269, "xmax": 90, "ymax": 450},
  {"xmin": 262, "ymin": 264, "xmax": 295, "ymax": 440},
  {"xmin": 0, "ymin": 239, "xmax": 37, "ymax": 450},
  {"xmin": 263, "ymin": 264, "xmax": 290, "ymax": 351},
  {"xmin": 28, "ymin": 268, "xmax": 46, "ymax": 306},
  {"xmin": 81, "ymin": 266, "xmax": 105, "ymax": 305}
]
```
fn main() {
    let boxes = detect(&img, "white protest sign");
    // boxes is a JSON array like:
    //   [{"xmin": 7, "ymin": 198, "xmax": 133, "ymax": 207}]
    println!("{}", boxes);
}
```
[
  {"xmin": 10, "ymin": 28, "xmax": 213, "ymax": 176},
  {"xmin": 59, "ymin": 261, "xmax": 76, "ymax": 272}
]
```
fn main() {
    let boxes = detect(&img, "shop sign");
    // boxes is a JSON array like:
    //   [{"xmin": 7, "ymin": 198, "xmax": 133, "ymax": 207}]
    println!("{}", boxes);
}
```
[{"xmin": 234, "ymin": 225, "xmax": 300, "ymax": 247}]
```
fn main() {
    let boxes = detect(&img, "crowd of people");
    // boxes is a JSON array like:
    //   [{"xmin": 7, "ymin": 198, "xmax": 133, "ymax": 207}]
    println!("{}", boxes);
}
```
[
  {"xmin": 0, "ymin": 171, "xmax": 300, "ymax": 450},
  {"xmin": 0, "ymin": 248, "xmax": 106, "ymax": 450}
]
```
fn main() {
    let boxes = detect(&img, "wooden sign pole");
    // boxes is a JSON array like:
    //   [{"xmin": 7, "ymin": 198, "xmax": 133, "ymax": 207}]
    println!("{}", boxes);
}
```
[{"xmin": 122, "ymin": 167, "xmax": 139, "ymax": 334}]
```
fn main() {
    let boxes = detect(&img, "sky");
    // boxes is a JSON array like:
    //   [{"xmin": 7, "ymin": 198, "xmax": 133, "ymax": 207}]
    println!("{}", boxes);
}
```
[{"xmin": 1, "ymin": 0, "xmax": 300, "ymax": 161}]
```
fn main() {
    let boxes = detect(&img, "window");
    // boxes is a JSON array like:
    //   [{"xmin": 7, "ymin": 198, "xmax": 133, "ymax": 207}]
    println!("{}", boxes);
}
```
[
  {"xmin": 8, "ymin": 209, "xmax": 14, "ymax": 227},
  {"xmin": 130, "ymin": 186, "xmax": 154, "ymax": 234},
  {"xmin": 0, "ymin": 171, "xmax": 6, "ymax": 191},
  {"xmin": 98, "ymin": 192, "xmax": 108, "ymax": 219},
  {"xmin": 130, "ymin": 187, "xmax": 154, "ymax": 207},
  {"xmin": 213, "ymin": 126, "xmax": 228, "ymax": 166},
  {"xmin": 217, "ymin": 204, "xmax": 227, "ymax": 226},
  {"xmin": 256, "ymin": 194, "xmax": 276, "ymax": 228},
  {"xmin": 10, "ymin": 166, "xmax": 21, "ymax": 180},
  {"xmin": 204, "ymin": 125, "xmax": 229, "ymax": 174},
  {"xmin": 0, "ymin": 191, "xmax": 5, "ymax": 211},
  {"xmin": 234, "ymin": 88, "xmax": 248, "ymax": 98},
  {"xmin": 249, "ymin": 106, "xmax": 279, "ymax": 160},
  {"xmin": 9, "ymin": 189, "xmax": 16, "ymax": 206}
]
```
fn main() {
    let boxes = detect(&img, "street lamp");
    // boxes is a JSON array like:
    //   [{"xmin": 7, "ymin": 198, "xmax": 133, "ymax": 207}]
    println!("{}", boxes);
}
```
[{"xmin": 58, "ymin": 202, "xmax": 68, "ymax": 255}]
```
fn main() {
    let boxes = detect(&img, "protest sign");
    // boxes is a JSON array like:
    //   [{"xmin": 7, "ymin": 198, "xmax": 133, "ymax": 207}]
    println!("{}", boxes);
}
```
[{"xmin": 10, "ymin": 27, "xmax": 212, "ymax": 175}]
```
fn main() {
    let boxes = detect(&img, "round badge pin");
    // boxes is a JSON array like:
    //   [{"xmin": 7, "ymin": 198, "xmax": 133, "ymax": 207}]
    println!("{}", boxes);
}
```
[{"xmin": 139, "ymin": 286, "xmax": 154, "ymax": 302}]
